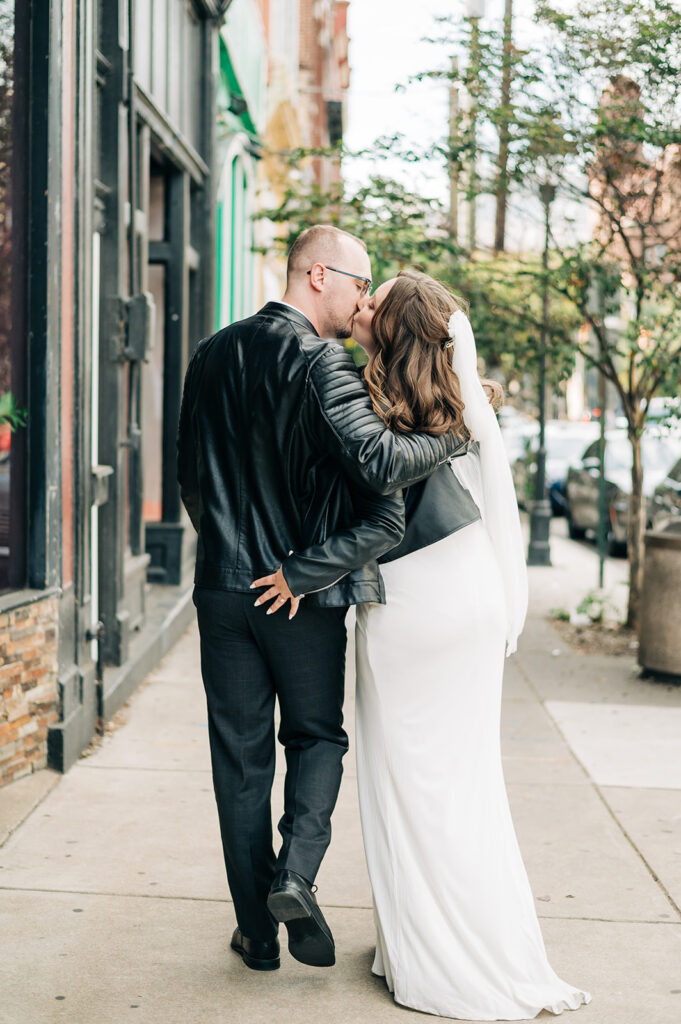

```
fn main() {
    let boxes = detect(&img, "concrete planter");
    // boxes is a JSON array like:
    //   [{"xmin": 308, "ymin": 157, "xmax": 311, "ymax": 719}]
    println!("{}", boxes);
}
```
[{"xmin": 638, "ymin": 522, "xmax": 681, "ymax": 678}]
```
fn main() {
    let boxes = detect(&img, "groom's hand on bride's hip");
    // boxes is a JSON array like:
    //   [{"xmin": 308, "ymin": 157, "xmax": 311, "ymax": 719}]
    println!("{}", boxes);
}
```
[{"xmin": 251, "ymin": 567, "xmax": 301, "ymax": 620}]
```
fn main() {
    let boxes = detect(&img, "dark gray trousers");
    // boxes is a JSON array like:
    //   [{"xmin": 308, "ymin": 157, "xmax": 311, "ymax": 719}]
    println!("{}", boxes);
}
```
[{"xmin": 193, "ymin": 587, "xmax": 349, "ymax": 942}]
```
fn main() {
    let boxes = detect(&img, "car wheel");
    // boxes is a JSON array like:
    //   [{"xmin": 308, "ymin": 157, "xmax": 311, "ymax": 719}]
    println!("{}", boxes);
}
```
[
  {"xmin": 567, "ymin": 512, "xmax": 586, "ymax": 540},
  {"xmin": 607, "ymin": 533, "xmax": 627, "ymax": 558}
]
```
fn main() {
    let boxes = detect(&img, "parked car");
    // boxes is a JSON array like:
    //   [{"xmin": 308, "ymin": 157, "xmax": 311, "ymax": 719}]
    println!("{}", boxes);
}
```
[
  {"xmin": 499, "ymin": 407, "xmax": 538, "ymax": 465},
  {"xmin": 652, "ymin": 456, "xmax": 681, "ymax": 531},
  {"xmin": 565, "ymin": 431, "xmax": 681, "ymax": 554},
  {"xmin": 512, "ymin": 420, "xmax": 600, "ymax": 514},
  {"xmin": 646, "ymin": 396, "xmax": 681, "ymax": 425},
  {"xmin": 616, "ymin": 397, "xmax": 681, "ymax": 430}
]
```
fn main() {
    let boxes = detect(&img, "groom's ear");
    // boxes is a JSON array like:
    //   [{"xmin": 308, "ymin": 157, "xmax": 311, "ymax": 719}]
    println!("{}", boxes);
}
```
[{"xmin": 308, "ymin": 263, "xmax": 325, "ymax": 292}]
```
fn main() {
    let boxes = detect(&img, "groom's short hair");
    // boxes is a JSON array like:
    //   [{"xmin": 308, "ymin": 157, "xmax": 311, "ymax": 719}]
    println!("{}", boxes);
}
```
[{"xmin": 286, "ymin": 225, "xmax": 367, "ymax": 283}]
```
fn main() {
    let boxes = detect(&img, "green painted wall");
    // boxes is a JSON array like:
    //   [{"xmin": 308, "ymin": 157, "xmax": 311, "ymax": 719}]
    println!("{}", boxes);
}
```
[{"xmin": 215, "ymin": 6, "xmax": 266, "ymax": 329}]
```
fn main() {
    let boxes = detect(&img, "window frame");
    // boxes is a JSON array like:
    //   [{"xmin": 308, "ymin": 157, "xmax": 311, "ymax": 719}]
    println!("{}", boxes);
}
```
[{"xmin": 0, "ymin": 0, "xmax": 30, "ymax": 592}]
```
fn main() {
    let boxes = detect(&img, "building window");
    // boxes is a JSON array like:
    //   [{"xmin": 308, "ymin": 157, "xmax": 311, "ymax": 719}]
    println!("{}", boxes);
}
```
[
  {"xmin": 142, "ymin": 168, "xmax": 167, "ymax": 524},
  {"xmin": 0, "ymin": 0, "xmax": 28, "ymax": 591},
  {"xmin": 134, "ymin": 0, "xmax": 205, "ymax": 156}
]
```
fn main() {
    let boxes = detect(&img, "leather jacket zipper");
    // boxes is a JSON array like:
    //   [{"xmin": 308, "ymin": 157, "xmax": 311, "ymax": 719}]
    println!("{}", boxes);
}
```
[
  {"xmin": 301, "ymin": 507, "xmax": 343, "ymax": 593},
  {"xmin": 303, "ymin": 573, "xmax": 347, "ymax": 595}
]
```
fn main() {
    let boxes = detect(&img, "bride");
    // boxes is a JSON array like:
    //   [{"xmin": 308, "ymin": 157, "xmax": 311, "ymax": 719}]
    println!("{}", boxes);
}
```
[{"xmin": 350, "ymin": 271, "xmax": 590, "ymax": 1020}]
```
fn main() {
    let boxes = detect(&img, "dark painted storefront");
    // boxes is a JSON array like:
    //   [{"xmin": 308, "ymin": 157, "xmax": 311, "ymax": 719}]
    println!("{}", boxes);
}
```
[{"xmin": 0, "ymin": 0, "xmax": 233, "ymax": 783}]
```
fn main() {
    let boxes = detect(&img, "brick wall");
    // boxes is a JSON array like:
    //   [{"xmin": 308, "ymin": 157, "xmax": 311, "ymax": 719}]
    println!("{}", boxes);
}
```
[
  {"xmin": 298, "ymin": 0, "xmax": 316, "ymax": 73},
  {"xmin": 0, "ymin": 596, "xmax": 59, "ymax": 786},
  {"xmin": 296, "ymin": 0, "xmax": 349, "ymax": 188}
]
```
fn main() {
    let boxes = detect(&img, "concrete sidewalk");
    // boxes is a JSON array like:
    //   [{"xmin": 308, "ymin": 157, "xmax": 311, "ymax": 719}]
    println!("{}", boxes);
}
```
[{"xmin": 1, "ymin": 530, "xmax": 680, "ymax": 1024}]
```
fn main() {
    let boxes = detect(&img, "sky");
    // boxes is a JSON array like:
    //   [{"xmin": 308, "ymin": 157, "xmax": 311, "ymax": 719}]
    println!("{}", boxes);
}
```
[
  {"xmin": 344, "ymin": 0, "xmax": 584, "ymax": 253},
  {"xmin": 345, "ymin": 0, "xmax": 460, "ymax": 199}
]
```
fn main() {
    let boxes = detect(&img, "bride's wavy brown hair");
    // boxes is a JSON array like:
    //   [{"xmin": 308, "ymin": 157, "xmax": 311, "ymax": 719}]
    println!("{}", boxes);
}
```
[{"xmin": 363, "ymin": 271, "xmax": 502, "ymax": 435}]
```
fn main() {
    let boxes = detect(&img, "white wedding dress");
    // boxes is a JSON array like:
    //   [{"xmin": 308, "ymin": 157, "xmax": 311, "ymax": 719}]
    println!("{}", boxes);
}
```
[{"xmin": 355, "ymin": 446, "xmax": 591, "ymax": 1020}]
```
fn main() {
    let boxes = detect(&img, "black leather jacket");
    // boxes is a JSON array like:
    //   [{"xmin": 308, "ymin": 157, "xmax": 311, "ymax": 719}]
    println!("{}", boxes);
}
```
[
  {"xmin": 177, "ymin": 303, "xmax": 469, "ymax": 607},
  {"xmin": 380, "ymin": 455, "xmax": 482, "ymax": 565}
]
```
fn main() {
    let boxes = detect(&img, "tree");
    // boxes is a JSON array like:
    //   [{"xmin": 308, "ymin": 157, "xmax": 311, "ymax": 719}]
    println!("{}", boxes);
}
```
[
  {"xmin": 494, "ymin": 0, "xmax": 514, "ymax": 252},
  {"xmin": 432, "ymin": 0, "xmax": 681, "ymax": 630},
  {"xmin": 264, "ymin": 1, "xmax": 681, "ymax": 629},
  {"xmin": 256, "ymin": 144, "xmax": 458, "ymax": 282}
]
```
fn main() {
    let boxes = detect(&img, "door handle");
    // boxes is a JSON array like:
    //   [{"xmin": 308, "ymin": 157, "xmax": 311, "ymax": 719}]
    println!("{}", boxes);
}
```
[
  {"xmin": 91, "ymin": 464, "xmax": 114, "ymax": 506},
  {"xmin": 85, "ymin": 620, "xmax": 105, "ymax": 642}
]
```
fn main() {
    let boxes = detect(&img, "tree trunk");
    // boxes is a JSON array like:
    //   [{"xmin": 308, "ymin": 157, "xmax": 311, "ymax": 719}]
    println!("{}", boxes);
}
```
[
  {"xmin": 449, "ymin": 56, "xmax": 460, "ymax": 245},
  {"xmin": 468, "ymin": 17, "xmax": 481, "ymax": 253},
  {"xmin": 494, "ymin": 0, "xmax": 513, "ymax": 252},
  {"xmin": 626, "ymin": 432, "xmax": 645, "ymax": 631}
]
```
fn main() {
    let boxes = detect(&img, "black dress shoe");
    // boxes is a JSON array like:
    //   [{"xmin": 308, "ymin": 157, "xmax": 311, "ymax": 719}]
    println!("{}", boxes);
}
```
[
  {"xmin": 230, "ymin": 928, "xmax": 280, "ymax": 971},
  {"xmin": 267, "ymin": 869, "xmax": 335, "ymax": 967}
]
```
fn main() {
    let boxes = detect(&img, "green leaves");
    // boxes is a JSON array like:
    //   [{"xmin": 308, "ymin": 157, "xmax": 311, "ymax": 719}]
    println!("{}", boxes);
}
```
[
  {"xmin": 257, "ymin": 0, "xmax": 681, "ymax": 631},
  {"xmin": 447, "ymin": 253, "xmax": 580, "ymax": 387},
  {"xmin": 0, "ymin": 392, "xmax": 27, "ymax": 430},
  {"xmin": 258, "ymin": 0, "xmax": 681, "ymax": 418},
  {"xmin": 256, "ymin": 149, "xmax": 459, "ymax": 283}
]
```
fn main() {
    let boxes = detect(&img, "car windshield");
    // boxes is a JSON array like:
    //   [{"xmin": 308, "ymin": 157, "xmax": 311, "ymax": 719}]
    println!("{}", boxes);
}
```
[
  {"xmin": 605, "ymin": 437, "xmax": 680, "ymax": 474},
  {"xmin": 547, "ymin": 433, "xmax": 596, "ymax": 459}
]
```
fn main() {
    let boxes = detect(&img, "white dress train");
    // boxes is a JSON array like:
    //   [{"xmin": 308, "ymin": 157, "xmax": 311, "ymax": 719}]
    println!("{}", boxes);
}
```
[{"xmin": 355, "ymin": 517, "xmax": 591, "ymax": 1021}]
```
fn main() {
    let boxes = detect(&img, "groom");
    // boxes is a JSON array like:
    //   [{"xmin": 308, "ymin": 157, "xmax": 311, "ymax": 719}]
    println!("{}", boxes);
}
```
[{"xmin": 177, "ymin": 225, "xmax": 467, "ymax": 972}]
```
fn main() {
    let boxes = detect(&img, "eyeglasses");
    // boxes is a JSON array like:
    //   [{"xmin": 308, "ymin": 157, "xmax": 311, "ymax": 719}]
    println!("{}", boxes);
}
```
[{"xmin": 307, "ymin": 265, "xmax": 372, "ymax": 296}]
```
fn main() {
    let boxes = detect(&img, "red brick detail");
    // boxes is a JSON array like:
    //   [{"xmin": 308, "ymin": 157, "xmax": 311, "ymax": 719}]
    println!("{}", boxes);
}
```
[
  {"xmin": 295, "ymin": 0, "xmax": 351, "ymax": 188},
  {"xmin": 0, "ymin": 597, "xmax": 59, "ymax": 787}
]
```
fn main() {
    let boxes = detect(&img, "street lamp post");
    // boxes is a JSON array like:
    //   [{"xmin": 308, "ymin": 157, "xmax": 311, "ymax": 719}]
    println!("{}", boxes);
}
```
[
  {"xmin": 527, "ymin": 182, "xmax": 556, "ymax": 567},
  {"xmin": 596, "ymin": 292, "xmax": 610, "ymax": 588}
]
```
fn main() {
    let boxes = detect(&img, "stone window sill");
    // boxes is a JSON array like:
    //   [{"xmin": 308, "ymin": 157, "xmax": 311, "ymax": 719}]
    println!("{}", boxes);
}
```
[{"xmin": 0, "ymin": 587, "xmax": 60, "ymax": 615}]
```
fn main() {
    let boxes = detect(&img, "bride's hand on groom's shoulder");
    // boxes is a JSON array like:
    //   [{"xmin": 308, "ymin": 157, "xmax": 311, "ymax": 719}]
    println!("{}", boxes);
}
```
[{"xmin": 251, "ymin": 567, "xmax": 302, "ymax": 620}]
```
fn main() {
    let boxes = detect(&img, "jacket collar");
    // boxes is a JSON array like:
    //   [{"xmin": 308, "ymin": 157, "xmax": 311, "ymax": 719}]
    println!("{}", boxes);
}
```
[{"xmin": 261, "ymin": 301, "xmax": 319, "ymax": 337}]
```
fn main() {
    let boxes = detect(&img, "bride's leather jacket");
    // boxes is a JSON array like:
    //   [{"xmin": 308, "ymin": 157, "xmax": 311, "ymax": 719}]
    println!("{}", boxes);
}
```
[
  {"xmin": 177, "ymin": 303, "xmax": 469, "ymax": 608},
  {"xmin": 379, "ymin": 454, "xmax": 482, "ymax": 565}
]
